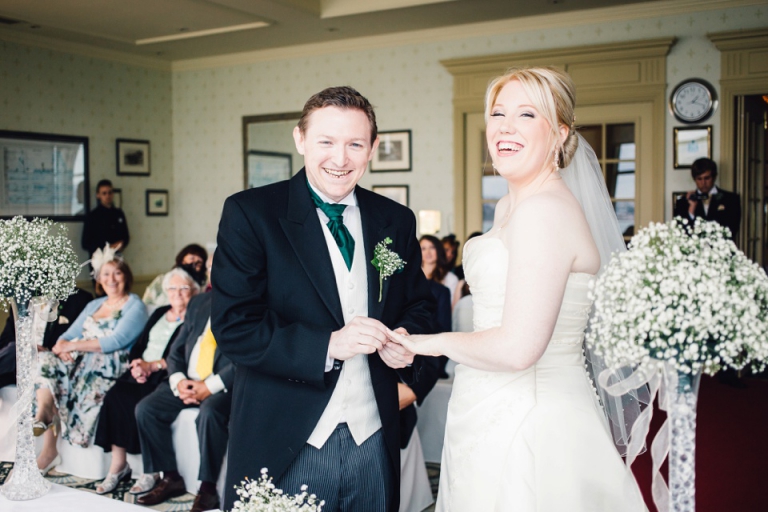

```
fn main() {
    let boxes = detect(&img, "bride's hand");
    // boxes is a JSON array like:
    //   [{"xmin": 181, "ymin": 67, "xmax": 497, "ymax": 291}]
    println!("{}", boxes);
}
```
[{"xmin": 386, "ymin": 329, "xmax": 442, "ymax": 357}]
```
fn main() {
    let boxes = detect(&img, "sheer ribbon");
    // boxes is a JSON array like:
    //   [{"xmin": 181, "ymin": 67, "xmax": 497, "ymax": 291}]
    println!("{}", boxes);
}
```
[
  {"xmin": 599, "ymin": 361, "xmax": 692, "ymax": 512},
  {"xmin": 559, "ymin": 134, "xmax": 650, "ymax": 455}
]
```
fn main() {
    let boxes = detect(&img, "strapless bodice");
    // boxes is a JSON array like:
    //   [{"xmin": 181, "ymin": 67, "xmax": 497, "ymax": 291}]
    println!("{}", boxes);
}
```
[{"xmin": 463, "ymin": 236, "xmax": 594, "ymax": 348}]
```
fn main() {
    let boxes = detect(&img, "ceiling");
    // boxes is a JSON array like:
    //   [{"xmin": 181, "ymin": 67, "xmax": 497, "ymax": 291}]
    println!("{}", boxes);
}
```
[{"xmin": 0, "ymin": 0, "xmax": 665, "ymax": 62}]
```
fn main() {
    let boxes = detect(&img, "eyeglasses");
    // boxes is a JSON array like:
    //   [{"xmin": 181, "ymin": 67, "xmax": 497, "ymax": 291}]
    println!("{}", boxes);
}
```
[{"xmin": 167, "ymin": 286, "xmax": 192, "ymax": 294}]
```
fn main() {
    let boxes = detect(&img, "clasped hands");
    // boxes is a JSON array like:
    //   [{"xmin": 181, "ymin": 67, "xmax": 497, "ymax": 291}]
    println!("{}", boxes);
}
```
[
  {"xmin": 130, "ymin": 359, "xmax": 163, "ymax": 384},
  {"xmin": 328, "ymin": 316, "xmax": 416, "ymax": 369},
  {"xmin": 51, "ymin": 338, "xmax": 78, "ymax": 363},
  {"xmin": 328, "ymin": 316, "xmax": 440, "ymax": 368},
  {"xmin": 176, "ymin": 379, "xmax": 211, "ymax": 405}
]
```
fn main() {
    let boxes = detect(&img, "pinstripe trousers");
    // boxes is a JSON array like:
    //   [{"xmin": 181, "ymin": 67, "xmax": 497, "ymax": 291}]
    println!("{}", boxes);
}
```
[{"xmin": 276, "ymin": 423, "xmax": 393, "ymax": 512}]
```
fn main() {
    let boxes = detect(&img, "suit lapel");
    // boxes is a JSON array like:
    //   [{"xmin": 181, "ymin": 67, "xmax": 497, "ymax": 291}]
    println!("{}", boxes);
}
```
[
  {"xmin": 280, "ymin": 171, "xmax": 345, "ymax": 327},
  {"xmin": 358, "ymin": 188, "xmax": 394, "ymax": 321}
]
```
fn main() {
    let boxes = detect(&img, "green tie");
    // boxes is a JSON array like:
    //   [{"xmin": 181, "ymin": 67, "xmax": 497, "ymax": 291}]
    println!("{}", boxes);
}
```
[{"xmin": 307, "ymin": 183, "xmax": 355, "ymax": 270}]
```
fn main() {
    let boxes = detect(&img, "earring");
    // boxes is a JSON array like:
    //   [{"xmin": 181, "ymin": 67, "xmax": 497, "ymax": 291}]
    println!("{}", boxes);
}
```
[{"xmin": 553, "ymin": 149, "xmax": 560, "ymax": 169}]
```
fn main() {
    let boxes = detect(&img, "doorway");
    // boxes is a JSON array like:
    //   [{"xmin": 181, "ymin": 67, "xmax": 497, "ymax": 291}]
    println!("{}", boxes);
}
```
[{"xmin": 735, "ymin": 94, "xmax": 768, "ymax": 268}]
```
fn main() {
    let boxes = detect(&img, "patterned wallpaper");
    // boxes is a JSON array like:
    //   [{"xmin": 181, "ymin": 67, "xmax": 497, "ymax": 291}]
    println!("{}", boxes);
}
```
[
  {"xmin": 0, "ymin": 41, "xmax": 174, "ymax": 279},
  {"xmin": 172, "ymin": 4, "xmax": 768, "ymax": 251},
  {"xmin": 1, "ymin": 4, "xmax": 766, "ymax": 278}
]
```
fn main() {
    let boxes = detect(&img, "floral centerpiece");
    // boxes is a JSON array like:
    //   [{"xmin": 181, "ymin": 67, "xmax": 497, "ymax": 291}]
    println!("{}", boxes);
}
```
[
  {"xmin": 587, "ymin": 217, "xmax": 768, "ymax": 512},
  {"xmin": 0, "ymin": 217, "xmax": 80, "ymax": 501},
  {"xmin": 231, "ymin": 468, "xmax": 324, "ymax": 511}
]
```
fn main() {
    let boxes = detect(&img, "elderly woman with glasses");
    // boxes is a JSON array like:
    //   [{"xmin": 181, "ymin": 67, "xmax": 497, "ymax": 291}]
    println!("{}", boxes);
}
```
[
  {"xmin": 93, "ymin": 267, "xmax": 200, "ymax": 494},
  {"xmin": 143, "ymin": 244, "xmax": 208, "ymax": 314}
]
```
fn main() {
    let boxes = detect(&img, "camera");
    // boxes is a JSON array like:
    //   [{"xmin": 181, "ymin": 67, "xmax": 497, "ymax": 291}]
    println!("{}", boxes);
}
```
[{"xmin": 690, "ymin": 191, "xmax": 709, "ymax": 202}]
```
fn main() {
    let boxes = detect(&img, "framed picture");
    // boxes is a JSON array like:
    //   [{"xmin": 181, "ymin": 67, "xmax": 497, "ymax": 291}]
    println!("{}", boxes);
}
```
[
  {"xmin": 112, "ymin": 188, "xmax": 122, "ymax": 209},
  {"xmin": 0, "ymin": 129, "xmax": 89, "ymax": 220},
  {"xmin": 116, "ymin": 139, "xmax": 150, "ymax": 176},
  {"xmin": 245, "ymin": 150, "xmax": 292, "ymax": 189},
  {"xmin": 673, "ymin": 126, "xmax": 711, "ymax": 169},
  {"xmin": 372, "ymin": 185, "xmax": 409, "ymax": 207},
  {"xmin": 145, "ymin": 189, "xmax": 168, "ymax": 216},
  {"xmin": 372, "ymin": 130, "xmax": 411, "ymax": 172}
]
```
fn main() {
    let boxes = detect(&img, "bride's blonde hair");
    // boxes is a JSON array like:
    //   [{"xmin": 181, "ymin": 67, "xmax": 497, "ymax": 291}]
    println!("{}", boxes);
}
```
[{"xmin": 484, "ymin": 66, "xmax": 578, "ymax": 169}]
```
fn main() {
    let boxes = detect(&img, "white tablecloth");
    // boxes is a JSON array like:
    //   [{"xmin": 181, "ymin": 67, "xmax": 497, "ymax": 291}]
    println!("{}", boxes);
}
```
[
  {"xmin": 0, "ymin": 483, "xmax": 142, "ymax": 511},
  {"xmin": 415, "ymin": 378, "xmax": 452, "ymax": 463}
]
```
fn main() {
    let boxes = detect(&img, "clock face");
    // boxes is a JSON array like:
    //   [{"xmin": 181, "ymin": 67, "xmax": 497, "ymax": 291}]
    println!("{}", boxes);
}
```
[{"xmin": 672, "ymin": 81, "xmax": 715, "ymax": 123}]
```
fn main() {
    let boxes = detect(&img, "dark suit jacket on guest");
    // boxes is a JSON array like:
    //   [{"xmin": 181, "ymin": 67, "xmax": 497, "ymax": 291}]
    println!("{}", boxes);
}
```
[
  {"xmin": 673, "ymin": 188, "xmax": 742, "ymax": 240},
  {"xmin": 168, "ymin": 292, "xmax": 234, "ymax": 390},
  {"xmin": 212, "ymin": 169, "xmax": 435, "ymax": 511}
]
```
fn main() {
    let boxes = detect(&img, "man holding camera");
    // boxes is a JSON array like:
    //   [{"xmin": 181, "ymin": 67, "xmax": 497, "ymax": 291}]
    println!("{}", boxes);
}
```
[{"xmin": 674, "ymin": 157, "xmax": 741, "ymax": 240}]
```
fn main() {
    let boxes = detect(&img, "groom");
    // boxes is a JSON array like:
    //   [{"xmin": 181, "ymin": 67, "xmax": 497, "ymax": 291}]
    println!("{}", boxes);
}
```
[{"xmin": 212, "ymin": 86, "xmax": 435, "ymax": 511}]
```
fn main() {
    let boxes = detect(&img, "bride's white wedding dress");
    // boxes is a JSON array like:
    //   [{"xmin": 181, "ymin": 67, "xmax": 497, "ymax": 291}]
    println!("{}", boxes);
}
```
[{"xmin": 437, "ymin": 237, "xmax": 647, "ymax": 511}]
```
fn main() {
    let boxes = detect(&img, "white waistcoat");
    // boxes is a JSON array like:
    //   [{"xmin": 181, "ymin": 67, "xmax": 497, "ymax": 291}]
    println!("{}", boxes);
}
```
[{"xmin": 306, "ymin": 192, "xmax": 381, "ymax": 448}]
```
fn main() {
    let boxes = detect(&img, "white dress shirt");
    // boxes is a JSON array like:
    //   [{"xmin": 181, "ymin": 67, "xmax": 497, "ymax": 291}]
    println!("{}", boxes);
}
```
[{"xmin": 306, "ymin": 182, "xmax": 382, "ymax": 449}]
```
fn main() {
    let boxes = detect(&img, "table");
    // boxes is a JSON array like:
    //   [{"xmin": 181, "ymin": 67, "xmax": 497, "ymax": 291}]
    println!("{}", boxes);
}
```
[{"xmin": 0, "ymin": 483, "xmax": 142, "ymax": 511}]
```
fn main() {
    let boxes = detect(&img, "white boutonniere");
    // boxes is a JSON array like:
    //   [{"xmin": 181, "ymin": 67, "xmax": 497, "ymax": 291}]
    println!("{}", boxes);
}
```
[{"xmin": 371, "ymin": 237, "xmax": 406, "ymax": 302}]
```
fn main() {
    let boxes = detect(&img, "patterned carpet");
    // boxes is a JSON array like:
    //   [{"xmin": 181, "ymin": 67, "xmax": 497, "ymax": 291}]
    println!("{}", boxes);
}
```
[
  {"xmin": 0, "ymin": 461, "xmax": 196, "ymax": 511},
  {"xmin": 0, "ymin": 461, "xmax": 442, "ymax": 512}
]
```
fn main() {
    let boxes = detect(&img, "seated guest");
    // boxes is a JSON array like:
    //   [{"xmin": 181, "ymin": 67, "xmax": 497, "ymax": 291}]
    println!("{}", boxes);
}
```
[
  {"xmin": 34, "ymin": 246, "xmax": 147, "ymax": 474},
  {"xmin": 441, "ymin": 234, "xmax": 460, "ymax": 274},
  {"xmin": 143, "ymin": 244, "xmax": 208, "ymax": 312},
  {"xmin": 420, "ymin": 235, "xmax": 459, "ymax": 307},
  {"xmin": 135, "ymin": 285, "xmax": 233, "ymax": 512},
  {"xmin": 94, "ymin": 268, "xmax": 199, "ymax": 494},
  {"xmin": 0, "ymin": 288, "xmax": 92, "ymax": 389}
]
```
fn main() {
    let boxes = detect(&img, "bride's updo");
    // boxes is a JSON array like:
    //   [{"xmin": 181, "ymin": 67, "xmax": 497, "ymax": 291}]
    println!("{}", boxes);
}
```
[{"xmin": 484, "ymin": 66, "xmax": 578, "ymax": 169}]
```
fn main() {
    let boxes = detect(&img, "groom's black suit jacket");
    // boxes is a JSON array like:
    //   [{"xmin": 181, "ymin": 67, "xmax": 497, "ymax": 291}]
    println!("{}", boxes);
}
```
[{"xmin": 212, "ymin": 169, "xmax": 435, "ymax": 510}]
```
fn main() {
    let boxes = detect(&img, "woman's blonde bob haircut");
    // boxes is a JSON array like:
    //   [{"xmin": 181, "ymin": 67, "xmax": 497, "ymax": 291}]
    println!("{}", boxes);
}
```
[{"xmin": 484, "ymin": 66, "xmax": 579, "ymax": 169}]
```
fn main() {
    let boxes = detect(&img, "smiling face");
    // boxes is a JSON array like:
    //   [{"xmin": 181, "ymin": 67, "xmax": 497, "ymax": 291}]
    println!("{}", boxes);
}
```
[
  {"xmin": 420, "ymin": 238, "xmax": 437, "ymax": 266},
  {"xmin": 293, "ymin": 106, "xmax": 379, "ymax": 202},
  {"xmin": 486, "ymin": 80, "xmax": 566, "ymax": 185},
  {"xmin": 98, "ymin": 261, "xmax": 126, "ymax": 298},
  {"xmin": 165, "ymin": 273, "xmax": 195, "ymax": 311}
]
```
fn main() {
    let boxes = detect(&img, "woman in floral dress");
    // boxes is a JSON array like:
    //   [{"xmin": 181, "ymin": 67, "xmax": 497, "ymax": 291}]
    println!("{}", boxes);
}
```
[{"xmin": 34, "ymin": 247, "xmax": 147, "ymax": 474}]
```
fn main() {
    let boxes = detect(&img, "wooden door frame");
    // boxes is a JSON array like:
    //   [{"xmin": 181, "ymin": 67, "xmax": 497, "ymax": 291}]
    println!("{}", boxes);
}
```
[
  {"xmin": 441, "ymin": 37, "xmax": 676, "ymax": 241},
  {"xmin": 708, "ymin": 28, "xmax": 768, "ymax": 250}
]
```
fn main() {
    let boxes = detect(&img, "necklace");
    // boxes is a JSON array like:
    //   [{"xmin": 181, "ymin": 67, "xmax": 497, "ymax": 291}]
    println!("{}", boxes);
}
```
[{"xmin": 103, "ymin": 295, "xmax": 128, "ymax": 311}]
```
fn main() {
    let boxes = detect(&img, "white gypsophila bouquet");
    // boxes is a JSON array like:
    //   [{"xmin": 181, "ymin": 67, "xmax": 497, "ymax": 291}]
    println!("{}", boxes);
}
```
[
  {"xmin": 231, "ymin": 469, "xmax": 324, "ymax": 512},
  {"xmin": 0, "ymin": 216, "xmax": 80, "ymax": 310},
  {"xmin": 586, "ymin": 217, "xmax": 768, "ymax": 376}
]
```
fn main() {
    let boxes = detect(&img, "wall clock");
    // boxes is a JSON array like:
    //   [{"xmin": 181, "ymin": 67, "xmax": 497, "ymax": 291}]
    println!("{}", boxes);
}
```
[{"xmin": 669, "ymin": 78, "xmax": 718, "ymax": 124}]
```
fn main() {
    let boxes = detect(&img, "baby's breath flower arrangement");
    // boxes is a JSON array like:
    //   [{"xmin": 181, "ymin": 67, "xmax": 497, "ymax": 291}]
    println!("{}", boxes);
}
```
[
  {"xmin": 0, "ymin": 216, "xmax": 80, "ymax": 311},
  {"xmin": 586, "ymin": 217, "xmax": 768, "ymax": 512},
  {"xmin": 371, "ymin": 237, "xmax": 406, "ymax": 302},
  {"xmin": 587, "ymin": 217, "xmax": 768, "ymax": 376},
  {"xmin": 231, "ymin": 468, "xmax": 324, "ymax": 512},
  {"xmin": 0, "ymin": 216, "xmax": 80, "ymax": 501}
]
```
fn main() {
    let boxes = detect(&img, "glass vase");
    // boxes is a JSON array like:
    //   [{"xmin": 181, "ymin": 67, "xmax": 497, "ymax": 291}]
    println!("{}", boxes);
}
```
[
  {"xmin": 1, "ymin": 297, "xmax": 56, "ymax": 500},
  {"xmin": 664, "ymin": 362, "xmax": 702, "ymax": 512}
]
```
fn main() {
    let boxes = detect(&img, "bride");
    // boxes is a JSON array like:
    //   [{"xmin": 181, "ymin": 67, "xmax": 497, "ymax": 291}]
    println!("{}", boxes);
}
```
[{"xmin": 389, "ymin": 67, "xmax": 647, "ymax": 511}]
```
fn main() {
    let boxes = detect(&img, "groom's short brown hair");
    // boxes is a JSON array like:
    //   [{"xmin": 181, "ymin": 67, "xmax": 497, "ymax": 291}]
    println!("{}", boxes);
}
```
[{"xmin": 297, "ymin": 86, "xmax": 378, "ymax": 144}]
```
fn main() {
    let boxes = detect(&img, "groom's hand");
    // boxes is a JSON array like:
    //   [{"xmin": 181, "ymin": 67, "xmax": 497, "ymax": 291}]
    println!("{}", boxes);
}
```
[
  {"xmin": 329, "ymin": 316, "xmax": 388, "ymax": 361},
  {"xmin": 378, "ymin": 327, "xmax": 415, "ymax": 369}
]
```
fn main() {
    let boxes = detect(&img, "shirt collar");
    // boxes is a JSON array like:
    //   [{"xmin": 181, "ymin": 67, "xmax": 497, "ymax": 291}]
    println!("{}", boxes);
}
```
[
  {"xmin": 307, "ymin": 180, "xmax": 357, "ymax": 207},
  {"xmin": 699, "ymin": 186, "xmax": 718, "ymax": 196}
]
